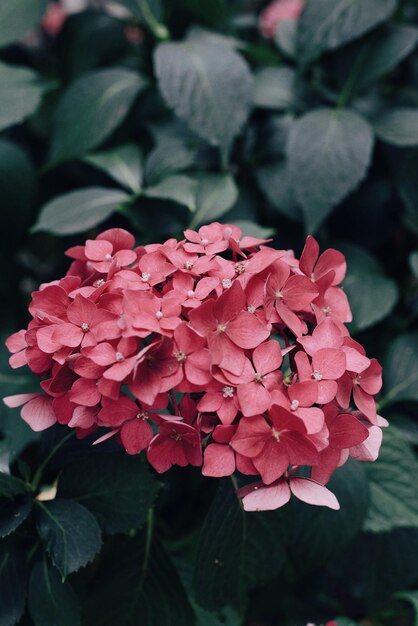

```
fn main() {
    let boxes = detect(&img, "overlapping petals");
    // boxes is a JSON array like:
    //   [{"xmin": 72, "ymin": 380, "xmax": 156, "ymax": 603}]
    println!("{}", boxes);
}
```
[{"xmin": 3, "ymin": 223, "xmax": 385, "ymax": 512}]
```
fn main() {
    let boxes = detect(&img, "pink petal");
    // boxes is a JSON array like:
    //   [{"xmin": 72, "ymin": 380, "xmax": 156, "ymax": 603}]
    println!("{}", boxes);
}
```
[
  {"xmin": 252, "ymin": 340, "xmax": 282, "ymax": 375},
  {"xmin": 231, "ymin": 415, "xmax": 271, "ymax": 457},
  {"xmin": 202, "ymin": 444, "xmax": 235, "ymax": 477},
  {"xmin": 226, "ymin": 312, "xmax": 270, "ymax": 349},
  {"xmin": 289, "ymin": 477, "xmax": 340, "ymax": 510},
  {"xmin": 3, "ymin": 393, "xmax": 38, "ymax": 408},
  {"xmin": 312, "ymin": 348, "xmax": 346, "ymax": 380},
  {"xmin": 121, "ymin": 419, "xmax": 154, "ymax": 455},
  {"xmin": 21, "ymin": 396, "xmax": 57, "ymax": 432},
  {"xmin": 238, "ymin": 479, "xmax": 291, "ymax": 512},
  {"xmin": 85, "ymin": 238, "xmax": 113, "ymax": 261},
  {"xmin": 237, "ymin": 382, "xmax": 271, "ymax": 417},
  {"xmin": 299, "ymin": 235, "xmax": 319, "ymax": 277}
]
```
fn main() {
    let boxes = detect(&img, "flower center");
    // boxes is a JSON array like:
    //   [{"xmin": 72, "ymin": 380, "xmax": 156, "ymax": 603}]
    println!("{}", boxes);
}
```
[
  {"xmin": 275, "ymin": 290, "xmax": 284, "ymax": 299},
  {"xmin": 254, "ymin": 372, "xmax": 264, "ymax": 383},
  {"xmin": 136, "ymin": 411, "xmax": 148, "ymax": 419},
  {"xmin": 217, "ymin": 323, "xmax": 227, "ymax": 333},
  {"xmin": 155, "ymin": 311, "xmax": 163, "ymax": 320},
  {"xmin": 201, "ymin": 238, "xmax": 209, "ymax": 246},
  {"xmin": 290, "ymin": 399, "xmax": 299, "ymax": 411},
  {"xmin": 187, "ymin": 290, "xmax": 195, "ymax": 298},
  {"xmin": 312, "ymin": 370, "xmax": 323, "ymax": 381},
  {"xmin": 171, "ymin": 433, "xmax": 183, "ymax": 441},
  {"xmin": 94, "ymin": 279, "xmax": 105, "ymax": 287},
  {"xmin": 272, "ymin": 428, "xmax": 281, "ymax": 442},
  {"xmin": 222, "ymin": 278, "xmax": 232, "ymax": 289},
  {"xmin": 141, "ymin": 272, "xmax": 151, "ymax": 282},
  {"xmin": 235, "ymin": 262, "xmax": 248, "ymax": 275},
  {"xmin": 322, "ymin": 306, "xmax": 332, "ymax": 314},
  {"xmin": 175, "ymin": 351, "xmax": 186, "ymax": 362},
  {"xmin": 81, "ymin": 323, "xmax": 90, "ymax": 332},
  {"xmin": 184, "ymin": 261, "xmax": 194, "ymax": 270},
  {"xmin": 222, "ymin": 386, "xmax": 234, "ymax": 398},
  {"xmin": 115, "ymin": 352, "xmax": 124, "ymax": 362},
  {"xmin": 247, "ymin": 305, "xmax": 256, "ymax": 313}
]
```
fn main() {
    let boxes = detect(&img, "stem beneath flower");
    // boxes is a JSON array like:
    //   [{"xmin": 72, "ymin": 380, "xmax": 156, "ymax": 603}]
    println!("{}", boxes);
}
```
[{"xmin": 31, "ymin": 431, "xmax": 75, "ymax": 491}]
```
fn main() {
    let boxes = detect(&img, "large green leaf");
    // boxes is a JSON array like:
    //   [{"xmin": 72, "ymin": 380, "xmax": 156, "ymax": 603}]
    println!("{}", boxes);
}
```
[
  {"xmin": 341, "ymin": 243, "xmax": 399, "ymax": 332},
  {"xmin": 190, "ymin": 174, "xmax": 238, "ymax": 228},
  {"xmin": 144, "ymin": 175, "xmax": 198, "ymax": 211},
  {"xmin": 0, "ymin": 472, "xmax": 28, "ymax": 500},
  {"xmin": 396, "ymin": 151, "xmax": 418, "ymax": 234},
  {"xmin": 0, "ymin": 552, "xmax": 27, "ymax": 626},
  {"xmin": 297, "ymin": 0, "xmax": 397, "ymax": 65},
  {"xmin": 280, "ymin": 460, "xmax": 369, "ymax": 576},
  {"xmin": 382, "ymin": 333, "xmax": 418, "ymax": 405},
  {"xmin": 83, "ymin": 534, "xmax": 196, "ymax": 626},
  {"xmin": 28, "ymin": 561, "xmax": 81, "ymax": 626},
  {"xmin": 286, "ymin": 108, "xmax": 373, "ymax": 232},
  {"xmin": 154, "ymin": 40, "xmax": 253, "ymax": 160},
  {"xmin": 50, "ymin": 68, "xmax": 147, "ymax": 164},
  {"xmin": 374, "ymin": 109, "xmax": 418, "ymax": 147},
  {"xmin": 253, "ymin": 67, "xmax": 297, "ymax": 110},
  {"xmin": 0, "ymin": 62, "xmax": 45, "ymax": 132},
  {"xmin": 193, "ymin": 480, "xmax": 246, "ymax": 611},
  {"xmin": 84, "ymin": 144, "xmax": 143, "ymax": 194},
  {"xmin": 256, "ymin": 162, "xmax": 301, "ymax": 222},
  {"xmin": 364, "ymin": 427, "xmax": 418, "ymax": 533},
  {"xmin": 244, "ymin": 512, "xmax": 286, "ymax": 590},
  {"xmin": 116, "ymin": 0, "xmax": 168, "ymax": 39},
  {"xmin": 32, "ymin": 187, "xmax": 130, "ymax": 236},
  {"xmin": 0, "ymin": 0, "xmax": 47, "ymax": 48},
  {"xmin": 0, "ymin": 495, "xmax": 32, "ymax": 538},
  {"xmin": 58, "ymin": 454, "xmax": 160, "ymax": 534},
  {"xmin": 0, "ymin": 141, "xmax": 37, "ymax": 238},
  {"xmin": 35, "ymin": 499, "xmax": 102, "ymax": 578}
]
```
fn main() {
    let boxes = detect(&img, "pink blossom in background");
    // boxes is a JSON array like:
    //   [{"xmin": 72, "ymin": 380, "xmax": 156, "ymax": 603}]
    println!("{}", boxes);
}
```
[
  {"xmin": 41, "ymin": 3, "xmax": 67, "ymax": 36},
  {"xmin": 3, "ymin": 223, "xmax": 386, "ymax": 512},
  {"xmin": 259, "ymin": 0, "xmax": 304, "ymax": 39}
]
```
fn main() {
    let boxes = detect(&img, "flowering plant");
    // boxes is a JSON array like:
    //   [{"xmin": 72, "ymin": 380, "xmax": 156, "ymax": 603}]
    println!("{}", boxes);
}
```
[{"xmin": 5, "ymin": 223, "xmax": 385, "ymax": 512}]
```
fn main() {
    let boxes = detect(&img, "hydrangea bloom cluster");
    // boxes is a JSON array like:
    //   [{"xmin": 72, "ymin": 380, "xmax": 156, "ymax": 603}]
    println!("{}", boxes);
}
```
[{"xmin": 4, "ymin": 223, "xmax": 386, "ymax": 511}]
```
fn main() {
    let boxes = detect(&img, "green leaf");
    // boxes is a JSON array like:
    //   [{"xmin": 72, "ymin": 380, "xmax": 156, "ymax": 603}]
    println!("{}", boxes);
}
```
[
  {"xmin": 383, "ymin": 333, "xmax": 418, "ymax": 405},
  {"xmin": 287, "ymin": 108, "xmax": 373, "ymax": 233},
  {"xmin": 297, "ymin": 0, "xmax": 397, "ymax": 65},
  {"xmin": 0, "ymin": 62, "xmax": 45, "ymax": 131},
  {"xmin": 144, "ymin": 133, "xmax": 198, "ymax": 185},
  {"xmin": 275, "ymin": 20, "xmax": 297, "ymax": 58},
  {"xmin": 116, "ymin": 0, "xmax": 169, "ymax": 39},
  {"xmin": 0, "ymin": 472, "xmax": 28, "ymax": 499},
  {"xmin": 244, "ymin": 513, "xmax": 286, "ymax": 590},
  {"xmin": 0, "ymin": 552, "xmax": 28, "ymax": 626},
  {"xmin": 154, "ymin": 40, "xmax": 253, "ymax": 160},
  {"xmin": 410, "ymin": 251, "xmax": 418, "ymax": 279},
  {"xmin": 0, "ymin": 141, "xmax": 37, "ymax": 237},
  {"xmin": 256, "ymin": 162, "xmax": 301, "ymax": 222},
  {"xmin": 280, "ymin": 460, "xmax": 369, "ymax": 575},
  {"xmin": 230, "ymin": 221, "xmax": 276, "ymax": 239},
  {"xmin": 35, "ymin": 499, "xmax": 102, "ymax": 578},
  {"xmin": 84, "ymin": 145, "xmax": 143, "ymax": 194},
  {"xmin": 0, "ymin": 495, "xmax": 32, "ymax": 538},
  {"xmin": 190, "ymin": 174, "xmax": 238, "ymax": 228},
  {"xmin": 32, "ymin": 187, "xmax": 130, "ymax": 236},
  {"xmin": 341, "ymin": 243, "xmax": 399, "ymax": 332},
  {"xmin": 364, "ymin": 427, "xmax": 418, "ymax": 533},
  {"xmin": 50, "ymin": 68, "xmax": 147, "ymax": 164},
  {"xmin": 0, "ymin": 0, "xmax": 47, "ymax": 48},
  {"xmin": 144, "ymin": 175, "xmax": 198, "ymax": 211},
  {"xmin": 253, "ymin": 67, "xmax": 296, "ymax": 110},
  {"xmin": 57, "ymin": 454, "xmax": 160, "ymax": 534},
  {"xmin": 374, "ymin": 108, "xmax": 418, "ymax": 146},
  {"xmin": 193, "ymin": 480, "xmax": 245, "ymax": 611},
  {"xmin": 395, "ymin": 591, "xmax": 418, "ymax": 626},
  {"xmin": 353, "ymin": 24, "xmax": 418, "ymax": 91},
  {"xmin": 396, "ymin": 152, "xmax": 418, "ymax": 234},
  {"xmin": 83, "ymin": 534, "xmax": 196, "ymax": 626},
  {"xmin": 28, "ymin": 561, "xmax": 81, "ymax": 626}
]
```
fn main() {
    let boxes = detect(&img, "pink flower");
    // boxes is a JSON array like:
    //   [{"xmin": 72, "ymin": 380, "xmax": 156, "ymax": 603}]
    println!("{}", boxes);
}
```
[
  {"xmin": 147, "ymin": 418, "xmax": 202, "ymax": 472},
  {"xmin": 259, "ymin": 0, "xmax": 304, "ymax": 39}
]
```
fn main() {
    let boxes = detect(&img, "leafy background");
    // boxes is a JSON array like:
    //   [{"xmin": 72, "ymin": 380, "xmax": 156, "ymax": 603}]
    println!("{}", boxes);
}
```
[{"xmin": 1, "ymin": 0, "xmax": 418, "ymax": 624}]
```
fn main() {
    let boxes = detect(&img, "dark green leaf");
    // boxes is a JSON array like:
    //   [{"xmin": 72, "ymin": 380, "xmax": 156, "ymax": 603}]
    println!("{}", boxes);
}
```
[
  {"xmin": 383, "ymin": 333, "xmax": 418, "ymax": 405},
  {"xmin": 297, "ymin": 0, "xmax": 397, "ymax": 65},
  {"xmin": 394, "ymin": 592, "xmax": 418, "ymax": 626},
  {"xmin": 230, "ymin": 221, "xmax": 275, "ymax": 239},
  {"xmin": 353, "ymin": 24, "xmax": 418, "ymax": 91},
  {"xmin": 154, "ymin": 41, "xmax": 253, "ymax": 160},
  {"xmin": 190, "ymin": 174, "xmax": 238, "ymax": 228},
  {"xmin": 0, "ymin": 552, "xmax": 27, "ymax": 626},
  {"xmin": 0, "ymin": 63, "xmax": 45, "ymax": 132},
  {"xmin": 0, "ymin": 0, "xmax": 47, "ymax": 48},
  {"xmin": 0, "ymin": 495, "xmax": 32, "ymax": 538},
  {"xmin": 0, "ymin": 141, "xmax": 37, "ymax": 238},
  {"xmin": 84, "ymin": 144, "xmax": 143, "ymax": 194},
  {"xmin": 374, "ymin": 108, "xmax": 418, "ymax": 146},
  {"xmin": 364, "ymin": 427, "xmax": 418, "ymax": 533},
  {"xmin": 35, "ymin": 499, "xmax": 102, "ymax": 578},
  {"xmin": 50, "ymin": 68, "xmax": 147, "ymax": 164},
  {"xmin": 341, "ymin": 243, "xmax": 399, "ymax": 332},
  {"xmin": 410, "ymin": 251, "xmax": 418, "ymax": 279},
  {"xmin": 58, "ymin": 453, "xmax": 160, "ymax": 534},
  {"xmin": 244, "ymin": 513, "xmax": 286, "ymax": 590},
  {"xmin": 83, "ymin": 534, "xmax": 196, "ymax": 626},
  {"xmin": 0, "ymin": 472, "xmax": 28, "ymax": 499},
  {"xmin": 116, "ymin": 0, "xmax": 168, "ymax": 39},
  {"xmin": 32, "ymin": 187, "xmax": 130, "ymax": 235},
  {"xmin": 275, "ymin": 20, "xmax": 297, "ymax": 58},
  {"xmin": 144, "ymin": 135, "xmax": 198, "ymax": 185},
  {"xmin": 396, "ymin": 152, "xmax": 418, "ymax": 234},
  {"xmin": 287, "ymin": 108, "xmax": 373, "ymax": 232},
  {"xmin": 144, "ymin": 175, "xmax": 198, "ymax": 211},
  {"xmin": 253, "ymin": 67, "xmax": 296, "ymax": 110},
  {"xmin": 256, "ymin": 162, "xmax": 301, "ymax": 222},
  {"xmin": 28, "ymin": 561, "xmax": 81, "ymax": 626},
  {"xmin": 281, "ymin": 460, "xmax": 369, "ymax": 575},
  {"xmin": 193, "ymin": 480, "xmax": 245, "ymax": 611}
]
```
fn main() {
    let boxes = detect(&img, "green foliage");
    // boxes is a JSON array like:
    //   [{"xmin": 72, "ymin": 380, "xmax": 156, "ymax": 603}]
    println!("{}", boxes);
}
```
[
  {"xmin": 0, "ymin": 63, "xmax": 46, "ymax": 132},
  {"xmin": 0, "ymin": 0, "xmax": 47, "ymax": 48},
  {"xmin": 28, "ymin": 561, "xmax": 81, "ymax": 626}
]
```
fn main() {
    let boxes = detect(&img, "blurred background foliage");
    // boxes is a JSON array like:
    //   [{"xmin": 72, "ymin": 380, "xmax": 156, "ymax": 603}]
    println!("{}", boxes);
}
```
[{"xmin": 1, "ymin": 0, "xmax": 418, "ymax": 625}]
